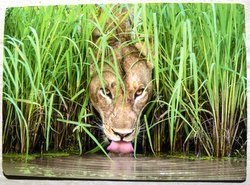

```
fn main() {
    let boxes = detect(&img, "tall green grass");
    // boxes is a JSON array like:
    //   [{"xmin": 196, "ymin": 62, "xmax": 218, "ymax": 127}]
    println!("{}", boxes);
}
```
[{"xmin": 3, "ymin": 3, "xmax": 246, "ymax": 158}]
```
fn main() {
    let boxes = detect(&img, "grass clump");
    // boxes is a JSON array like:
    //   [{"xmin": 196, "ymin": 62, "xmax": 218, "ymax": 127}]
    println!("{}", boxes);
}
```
[{"xmin": 3, "ymin": 3, "xmax": 246, "ymax": 158}]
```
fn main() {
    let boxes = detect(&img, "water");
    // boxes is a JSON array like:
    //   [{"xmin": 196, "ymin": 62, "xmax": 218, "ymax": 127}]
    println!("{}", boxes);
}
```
[{"xmin": 3, "ymin": 154, "xmax": 246, "ymax": 181}]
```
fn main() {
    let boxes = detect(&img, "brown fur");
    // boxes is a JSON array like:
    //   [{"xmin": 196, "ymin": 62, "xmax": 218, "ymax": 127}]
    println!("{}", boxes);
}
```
[{"xmin": 89, "ymin": 5, "xmax": 153, "ymax": 142}]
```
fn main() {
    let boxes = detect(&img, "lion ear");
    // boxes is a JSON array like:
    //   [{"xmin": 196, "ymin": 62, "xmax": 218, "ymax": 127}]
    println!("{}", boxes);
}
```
[{"xmin": 134, "ymin": 42, "xmax": 154, "ymax": 70}]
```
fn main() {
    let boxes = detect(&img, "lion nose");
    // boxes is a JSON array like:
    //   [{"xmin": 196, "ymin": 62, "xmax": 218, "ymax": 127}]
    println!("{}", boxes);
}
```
[{"xmin": 112, "ymin": 129, "xmax": 134, "ymax": 140}]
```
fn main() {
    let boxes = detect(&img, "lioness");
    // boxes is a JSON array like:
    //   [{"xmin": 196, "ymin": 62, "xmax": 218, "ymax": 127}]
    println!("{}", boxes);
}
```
[{"xmin": 89, "ymin": 6, "xmax": 153, "ymax": 154}]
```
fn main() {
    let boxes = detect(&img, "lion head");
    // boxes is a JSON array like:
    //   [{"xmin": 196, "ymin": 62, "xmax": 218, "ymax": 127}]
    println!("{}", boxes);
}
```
[{"xmin": 89, "ymin": 6, "xmax": 153, "ymax": 153}]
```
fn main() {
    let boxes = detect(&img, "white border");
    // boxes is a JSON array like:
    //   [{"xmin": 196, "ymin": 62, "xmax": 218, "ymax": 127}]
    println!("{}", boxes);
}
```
[{"xmin": 0, "ymin": 0, "xmax": 249, "ymax": 185}]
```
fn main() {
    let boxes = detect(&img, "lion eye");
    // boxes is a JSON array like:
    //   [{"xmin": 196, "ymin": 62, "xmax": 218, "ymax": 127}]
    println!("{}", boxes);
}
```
[
  {"xmin": 134, "ymin": 88, "xmax": 144, "ymax": 99},
  {"xmin": 100, "ymin": 88, "xmax": 112, "ymax": 99}
]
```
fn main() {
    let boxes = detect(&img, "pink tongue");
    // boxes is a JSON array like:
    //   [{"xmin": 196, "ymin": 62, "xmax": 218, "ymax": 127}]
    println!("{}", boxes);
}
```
[{"xmin": 107, "ymin": 141, "xmax": 134, "ymax": 154}]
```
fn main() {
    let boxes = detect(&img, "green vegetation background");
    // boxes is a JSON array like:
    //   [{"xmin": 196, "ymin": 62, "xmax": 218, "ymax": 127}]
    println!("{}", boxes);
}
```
[{"xmin": 3, "ymin": 3, "xmax": 246, "ymax": 158}]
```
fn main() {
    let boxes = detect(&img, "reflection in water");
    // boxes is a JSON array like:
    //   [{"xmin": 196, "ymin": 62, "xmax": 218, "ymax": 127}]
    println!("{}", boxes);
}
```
[
  {"xmin": 109, "ymin": 156, "xmax": 136, "ymax": 178},
  {"xmin": 3, "ymin": 154, "xmax": 246, "ymax": 181}
]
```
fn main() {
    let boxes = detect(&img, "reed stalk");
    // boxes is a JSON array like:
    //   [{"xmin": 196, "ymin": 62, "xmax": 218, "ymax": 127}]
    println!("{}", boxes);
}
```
[{"xmin": 3, "ymin": 3, "xmax": 246, "ymax": 158}]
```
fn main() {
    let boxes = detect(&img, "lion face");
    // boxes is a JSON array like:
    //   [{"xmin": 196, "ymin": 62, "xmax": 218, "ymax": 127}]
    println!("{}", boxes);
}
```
[
  {"xmin": 89, "ymin": 6, "xmax": 153, "ymax": 153},
  {"xmin": 89, "ymin": 50, "xmax": 153, "ymax": 142}
]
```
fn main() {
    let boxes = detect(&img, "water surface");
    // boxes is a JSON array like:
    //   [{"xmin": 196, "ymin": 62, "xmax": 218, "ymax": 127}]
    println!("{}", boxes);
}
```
[{"xmin": 3, "ymin": 154, "xmax": 246, "ymax": 181}]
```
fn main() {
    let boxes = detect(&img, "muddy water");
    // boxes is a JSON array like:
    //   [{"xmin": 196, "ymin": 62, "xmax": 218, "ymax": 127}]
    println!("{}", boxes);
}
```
[{"xmin": 3, "ymin": 154, "xmax": 246, "ymax": 181}]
